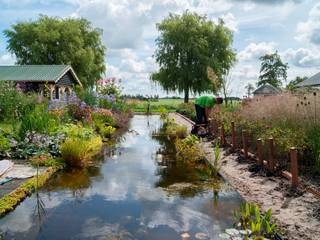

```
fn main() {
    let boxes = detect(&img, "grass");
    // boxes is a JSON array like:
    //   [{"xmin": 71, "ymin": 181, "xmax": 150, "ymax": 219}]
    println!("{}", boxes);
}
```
[{"xmin": 127, "ymin": 98, "xmax": 192, "ymax": 112}]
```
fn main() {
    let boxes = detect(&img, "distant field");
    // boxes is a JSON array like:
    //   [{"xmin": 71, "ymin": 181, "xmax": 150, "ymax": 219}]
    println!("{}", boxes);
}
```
[
  {"xmin": 126, "ymin": 97, "xmax": 240, "ymax": 113},
  {"xmin": 127, "ymin": 98, "xmax": 191, "ymax": 112}
]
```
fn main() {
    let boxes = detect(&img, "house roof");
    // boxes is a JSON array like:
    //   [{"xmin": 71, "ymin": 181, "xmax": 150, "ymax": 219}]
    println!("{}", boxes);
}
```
[
  {"xmin": 253, "ymin": 84, "xmax": 281, "ymax": 95},
  {"xmin": 0, "ymin": 65, "xmax": 82, "ymax": 86},
  {"xmin": 297, "ymin": 72, "xmax": 320, "ymax": 87}
]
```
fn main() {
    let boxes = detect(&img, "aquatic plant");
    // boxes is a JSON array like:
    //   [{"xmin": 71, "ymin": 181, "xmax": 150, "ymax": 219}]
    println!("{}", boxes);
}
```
[
  {"xmin": 208, "ymin": 140, "xmax": 221, "ymax": 178},
  {"xmin": 60, "ymin": 136, "xmax": 103, "ymax": 168},
  {"xmin": 175, "ymin": 135, "xmax": 206, "ymax": 163},
  {"xmin": 233, "ymin": 202, "xmax": 278, "ymax": 239}
]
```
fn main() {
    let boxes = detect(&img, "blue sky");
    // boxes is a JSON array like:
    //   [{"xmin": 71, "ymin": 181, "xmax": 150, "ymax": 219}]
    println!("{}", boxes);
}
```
[{"xmin": 0, "ymin": 0, "xmax": 320, "ymax": 97}]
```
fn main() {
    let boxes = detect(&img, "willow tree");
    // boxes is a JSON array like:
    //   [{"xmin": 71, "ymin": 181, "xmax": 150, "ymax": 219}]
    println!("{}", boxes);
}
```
[
  {"xmin": 151, "ymin": 11, "xmax": 236, "ymax": 103},
  {"xmin": 4, "ymin": 15, "xmax": 106, "ymax": 88}
]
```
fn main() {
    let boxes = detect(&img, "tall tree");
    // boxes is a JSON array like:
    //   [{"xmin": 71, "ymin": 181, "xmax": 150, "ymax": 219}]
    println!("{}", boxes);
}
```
[
  {"xmin": 151, "ymin": 11, "xmax": 236, "ymax": 103},
  {"xmin": 286, "ymin": 76, "xmax": 308, "ymax": 91},
  {"xmin": 245, "ymin": 83, "xmax": 255, "ymax": 97},
  {"xmin": 258, "ymin": 51, "xmax": 288, "ymax": 88},
  {"xmin": 4, "ymin": 15, "xmax": 106, "ymax": 88}
]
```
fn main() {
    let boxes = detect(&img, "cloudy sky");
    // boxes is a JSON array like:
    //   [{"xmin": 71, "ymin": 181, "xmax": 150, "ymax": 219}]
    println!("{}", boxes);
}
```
[{"xmin": 0, "ymin": 0, "xmax": 320, "ymax": 97}]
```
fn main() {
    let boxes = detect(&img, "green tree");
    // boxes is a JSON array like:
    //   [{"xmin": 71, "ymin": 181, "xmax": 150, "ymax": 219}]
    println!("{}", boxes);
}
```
[
  {"xmin": 258, "ymin": 52, "xmax": 288, "ymax": 88},
  {"xmin": 4, "ymin": 15, "xmax": 106, "ymax": 88},
  {"xmin": 286, "ymin": 76, "xmax": 307, "ymax": 91},
  {"xmin": 245, "ymin": 83, "xmax": 255, "ymax": 97},
  {"xmin": 151, "ymin": 11, "xmax": 236, "ymax": 103}
]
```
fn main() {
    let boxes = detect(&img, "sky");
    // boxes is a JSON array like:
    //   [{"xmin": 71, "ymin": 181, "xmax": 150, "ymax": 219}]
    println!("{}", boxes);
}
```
[{"xmin": 0, "ymin": 0, "xmax": 320, "ymax": 97}]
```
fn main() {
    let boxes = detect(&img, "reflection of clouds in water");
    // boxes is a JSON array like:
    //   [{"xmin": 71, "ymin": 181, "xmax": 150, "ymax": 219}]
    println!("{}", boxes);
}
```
[
  {"xmin": 145, "ymin": 204, "xmax": 213, "ymax": 234},
  {"xmin": 0, "ymin": 199, "xmax": 34, "ymax": 233},
  {"xmin": 77, "ymin": 217, "xmax": 133, "ymax": 240}
]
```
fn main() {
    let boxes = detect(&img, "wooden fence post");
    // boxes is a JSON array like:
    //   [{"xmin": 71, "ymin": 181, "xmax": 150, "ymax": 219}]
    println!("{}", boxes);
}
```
[
  {"xmin": 290, "ymin": 147, "xmax": 299, "ymax": 188},
  {"xmin": 220, "ymin": 124, "xmax": 225, "ymax": 146},
  {"xmin": 231, "ymin": 121, "xmax": 236, "ymax": 150},
  {"xmin": 268, "ymin": 138, "xmax": 275, "ymax": 173},
  {"xmin": 242, "ymin": 130, "xmax": 248, "ymax": 158},
  {"xmin": 257, "ymin": 138, "xmax": 263, "ymax": 166}
]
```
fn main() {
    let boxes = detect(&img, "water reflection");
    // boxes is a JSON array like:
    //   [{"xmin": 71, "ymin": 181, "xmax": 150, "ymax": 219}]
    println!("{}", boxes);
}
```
[{"xmin": 0, "ymin": 115, "xmax": 241, "ymax": 240}]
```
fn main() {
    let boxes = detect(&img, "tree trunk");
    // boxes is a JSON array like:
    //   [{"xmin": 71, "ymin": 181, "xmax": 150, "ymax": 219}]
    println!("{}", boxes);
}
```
[{"xmin": 184, "ymin": 88, "xmax": 189, "ymax": 103}]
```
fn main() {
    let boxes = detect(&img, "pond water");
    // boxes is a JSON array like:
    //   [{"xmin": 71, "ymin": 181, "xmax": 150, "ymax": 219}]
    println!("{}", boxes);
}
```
[{"xmin": 0, "ymin": 115, "xmax": 242, "ymax": 240}]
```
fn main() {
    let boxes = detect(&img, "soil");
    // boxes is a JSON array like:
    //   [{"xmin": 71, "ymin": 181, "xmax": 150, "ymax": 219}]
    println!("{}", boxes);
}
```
[{"xmin": 171, "ymin": 113, "xmax": 320, "ymax": 240}]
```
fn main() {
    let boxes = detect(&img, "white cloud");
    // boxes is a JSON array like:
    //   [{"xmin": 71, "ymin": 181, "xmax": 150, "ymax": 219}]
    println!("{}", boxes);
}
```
[
  {"xmin": 296, "ymin": 2, "xmax": 320, "ymax": 44},
  {"xmin": 284, "ymin": 47, "xmax": 320, "ymax": 67},
  {"xmin": 0, "ymin": 53, "xmax": 15, "ymax": 65},
  {"xmin": 238, "ymin": 42, "xmax": 276, "ymax": 61},
  {"xmin": 220, "ymin": 13, "xmax": 238, "ymax": 32}
]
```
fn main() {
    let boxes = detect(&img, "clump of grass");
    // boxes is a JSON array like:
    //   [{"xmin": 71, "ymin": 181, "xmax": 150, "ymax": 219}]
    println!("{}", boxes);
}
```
[
  {"xmin": 30, "ymin": 154, "xmax": 66, "ymax": 168},
  {"xmin": 60, "ymin": 136, "xmax": 103, "ymax": 168},
  {"xmin": 165, "ymin": 124, "xmax": 187, "ymax": 138},
  {"xmin": 175, "ymin": 135, "xmax": 206, "ymax": 163}
]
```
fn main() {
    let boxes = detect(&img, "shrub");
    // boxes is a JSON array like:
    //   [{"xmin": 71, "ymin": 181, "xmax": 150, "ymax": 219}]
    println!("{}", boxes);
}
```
[
  {"xmin": 95, "ymin": 124, "xmax": 116, "ymax": 138},
  {"xmin": 0, "ymin": 132, "xmax": 10, "ymax": 156},
  {"xmin": 60, "ymin": 136, "xmax": 102, "ymax": 168},
  {"xmin": 175, "ymin": 135, "xmax": 206, "ymax": 163},
  {"xmin": 19, "ymin": 104, "xmax": 58, "ymax": 138},
  {"xmin": 176, "ymin": 102, "xmax": 196, "ymax": 121},
  {"xmin": 75, "ymin": 87, "xmax": 97, "ymax": 107},
  {"xmin": 0, "ymin": 81, "xmax": 38, "ymax": 121},
  {"xmin": 92, "ymin": 108, "xmax": 113, "ymax": 126}
]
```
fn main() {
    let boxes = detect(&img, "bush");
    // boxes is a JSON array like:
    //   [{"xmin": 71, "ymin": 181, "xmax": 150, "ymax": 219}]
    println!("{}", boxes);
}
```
[
  {"xmin": 175, "ymin": 135, "xmax": 206, "ymax": 163},
  {"xmin": 60, "ymin": 136, "xmax": 102, "ymax": 168},
  {"xmin": 0, "ymin": 81, "xmax": 38, "ymax": 121},
  {"xmin": 165, "ymin": 124, "xmax": 187, "ymax": 138},
  {"xmin": 75, "ymin": 88, "xmax": 97, "ymax": 107},
  {"xmin": 176, "ymin": 102, "xmax": 196, "ymax": 122},
  {"xmin": 95, "ymin": 124, "xmax": 116, "ymax": 138},
  {"xmin": 19, "ymin": 104, "xmax": 58, "ymax": 138}
]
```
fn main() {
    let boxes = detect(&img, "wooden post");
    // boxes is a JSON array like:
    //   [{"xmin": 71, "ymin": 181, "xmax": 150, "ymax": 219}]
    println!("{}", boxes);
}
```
[
  {"xmin": 220, "ymin": 124, "xmax": 225, "ymax": 146},
  {"xmin": 257, "ymin": 138, "xmax": 263, "ymax": 166},
  {"xmin": 290, "ymin": 147, "xmax": 299, "ymax": 188},
  {"xmin": 268, "ymin": 138, "xmax": 275, "ymax": 172},
  {"xmin": 231, "ymin": 121, "xmax": 236, "ymax": 150},
  {"xmin": 242, "ymin": 130, "xmax": 248, "ymax": 158}
]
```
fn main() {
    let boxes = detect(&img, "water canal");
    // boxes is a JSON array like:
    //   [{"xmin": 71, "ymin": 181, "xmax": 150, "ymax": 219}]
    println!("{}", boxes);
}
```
[{"xmin": 0, "ymin": 115, "xmax": 242, "ymax": 240}]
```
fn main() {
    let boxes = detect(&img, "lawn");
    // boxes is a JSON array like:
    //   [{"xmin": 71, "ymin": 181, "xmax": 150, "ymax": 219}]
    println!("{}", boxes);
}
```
[{"xmin": 127, "ymin": 98, "xmax": 194, "ymax": 112}]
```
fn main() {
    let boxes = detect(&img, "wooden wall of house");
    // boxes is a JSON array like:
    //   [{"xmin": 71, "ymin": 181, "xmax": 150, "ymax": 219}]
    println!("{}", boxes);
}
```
[{"xmin": 56, "ymin": 71, "xmax": 75, "ymax": 86}]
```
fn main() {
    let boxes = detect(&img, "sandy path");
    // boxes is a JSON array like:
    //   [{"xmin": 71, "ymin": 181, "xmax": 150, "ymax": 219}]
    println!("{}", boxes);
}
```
[{"xmin": 171, "ymin": 113, "xmax": 320, "ymax": 240}]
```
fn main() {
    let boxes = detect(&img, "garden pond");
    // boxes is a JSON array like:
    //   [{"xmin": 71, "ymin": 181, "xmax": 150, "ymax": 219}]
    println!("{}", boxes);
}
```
[{"xmin": 0, "ymin": 115, "xmax": 242, "ymax": 239}]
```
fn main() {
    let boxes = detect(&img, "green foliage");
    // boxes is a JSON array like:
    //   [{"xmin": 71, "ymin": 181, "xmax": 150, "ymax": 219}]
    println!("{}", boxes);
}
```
[
  {"xmin": 30, "ymin": 154, "xmax": 65, "ymax": 168},
  {"xmin": 60, "ymin": 136, "xmax": 102, "ymax": 168},
  {"xmin": 234, "ymin": 202, "xmax": 278, "ymax": 239},
  {"xmin": 286, "ymin": 76, "xmax": 308, "ymax": 91},
  {"xmin": 165, "ymin": 124, "xmax": 187, "ymax": 138},
  {"xmin": 209, "ymin": 140, "xmax": 221, "ymax": 177},
  {"xmin": 152, "ymin": 11, "xmax": 236, "ymax": 102},
  {"xmin": 0, "ymin": 81, "xmax": 37, "ymax": 121},
  {"xmin": 0, "ymin": 133, "xmax": 10, "ymax": 153},
  {"xmin": 176, "ymin": 102, "xmax": 196, "ymax": 122},
  {"xmin": 175, "ymin": 135, "xmax": 206, "ymax": 163},
  {"xmin": 4, "ymin": 15, "xmax": 106, "ymax": 87},
  {"xmin": 258, "ymin": 51, "xmax": 288, "ymax": 88},
  {"xmin": 95, "ymin": 123, "xmax": 116, "ymax": 138},
  {"xmin": 19, "ymin": 104, "xmax": 58, "ymax": 138},
  {"xmin": 75, "ymin": 87, "xmax": 97, "ymax": 106}
]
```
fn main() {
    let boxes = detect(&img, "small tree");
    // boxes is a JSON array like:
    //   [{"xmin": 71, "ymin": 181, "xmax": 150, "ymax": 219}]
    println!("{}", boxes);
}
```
[
  {"xmin": 245, "ymin": 83, "xmax": 255, "ymax": 97},
  {"xmin": 286, "ymin": 76, "xmax": 308, "ymax": 91},
  {"xmin": 151, "ymin": 11, "xmax": 236, "ymax": 103},
  {"xmin": 258, "ymin": 52, "xmax": 288, "ymax": 88}
]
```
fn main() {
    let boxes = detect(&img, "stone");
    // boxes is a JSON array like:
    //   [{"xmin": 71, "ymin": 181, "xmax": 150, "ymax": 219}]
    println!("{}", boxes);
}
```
[
  {"xmin": 225, "ymin": 228, "xmax": 240, "ymax": 237},
  {"xmin": 218, "ymin": 233, "xmax": 231, "ymax": 239},
  {"xmin": 195, "ymin": 232, "xmax": 209, "ymax": 239},
  {"xmin": 181, "ymin": 232, "xmax": 190, "ymax": 239}
]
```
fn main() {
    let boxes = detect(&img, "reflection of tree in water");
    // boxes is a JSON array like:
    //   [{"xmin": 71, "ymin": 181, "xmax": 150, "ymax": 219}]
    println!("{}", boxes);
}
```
[
  {"xmin": 151, "ymin": 123, "xmax": 223, "ymax": 199},
  {"xmin": 42, "ymin": 166, "xmax": 103, "ymax": 198}
]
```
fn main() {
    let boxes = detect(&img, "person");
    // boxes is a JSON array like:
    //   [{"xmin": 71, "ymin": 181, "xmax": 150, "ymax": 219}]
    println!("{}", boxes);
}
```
[{"xmin": 194, "ymin": 96, "xmax": 223, "ymax": 124}]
